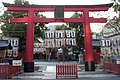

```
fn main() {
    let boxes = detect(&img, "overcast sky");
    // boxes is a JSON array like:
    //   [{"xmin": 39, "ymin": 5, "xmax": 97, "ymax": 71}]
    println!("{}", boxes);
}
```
[{"xmin": 0, "ymin": 0, "xmax": 116, "ymax": 33}]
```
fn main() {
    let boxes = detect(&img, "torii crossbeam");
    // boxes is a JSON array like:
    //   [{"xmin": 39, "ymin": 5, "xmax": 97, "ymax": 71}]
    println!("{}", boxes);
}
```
[{"xmin": 3, "ymin": 2, "xmax": 113, "ymax": 72}]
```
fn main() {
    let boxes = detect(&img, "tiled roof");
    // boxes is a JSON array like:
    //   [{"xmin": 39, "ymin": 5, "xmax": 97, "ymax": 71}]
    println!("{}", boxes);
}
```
[
  {"xmin": 0, "ymin": 40, "xmax": 12, "ymax": 50},
  {"xmin": 3, "ymin": 2, "xmax": 113, "ymax": 8}
]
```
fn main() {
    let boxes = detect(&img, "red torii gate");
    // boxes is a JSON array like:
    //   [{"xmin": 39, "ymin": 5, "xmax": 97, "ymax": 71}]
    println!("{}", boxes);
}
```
[{"xmin": 3, "ymin": 2, "xmax": 113, "ymax": 72}]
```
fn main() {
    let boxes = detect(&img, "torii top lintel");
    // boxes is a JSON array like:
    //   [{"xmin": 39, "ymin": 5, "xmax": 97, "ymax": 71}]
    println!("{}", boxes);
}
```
[
  {"xmin": 3, "ymin": 2, "xmax": 113, "ymax": 12},
  {"xmin": 2, "ymin": 2, "xmax": 113, "ymax": 23}
]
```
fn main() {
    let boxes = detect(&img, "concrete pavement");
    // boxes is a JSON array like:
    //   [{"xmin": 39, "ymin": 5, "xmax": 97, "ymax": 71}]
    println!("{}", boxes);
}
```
[{"xmin": 11, "ymin": 61, "xmax": 120, "ymax": 80}]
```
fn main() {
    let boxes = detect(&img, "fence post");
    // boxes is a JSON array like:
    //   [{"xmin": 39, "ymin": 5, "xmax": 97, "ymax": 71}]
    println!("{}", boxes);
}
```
[{"xmin": 56, "ymin": 64, "xmax": 78, "ymax": 79}]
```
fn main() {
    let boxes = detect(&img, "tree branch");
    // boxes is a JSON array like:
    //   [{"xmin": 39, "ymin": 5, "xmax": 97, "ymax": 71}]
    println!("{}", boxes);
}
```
[{"xmin": 108, "ymin": 22, "xmax": 120, "ymax": 34}]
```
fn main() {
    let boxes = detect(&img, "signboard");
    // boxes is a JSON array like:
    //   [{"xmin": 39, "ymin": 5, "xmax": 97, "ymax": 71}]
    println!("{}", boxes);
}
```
[
  {"xmin": 3, "ymin": 38, "xmax": 19, "ymax": 58},
  {"xmin": 44, "ymin": 30, "xmax": 76, "ymax": 48},
  {"xmin": 54, "ymin": 6, "xmax": 64, "ymax": 19},
  {"xmin": 101, "ymin": 39, "xmax": 110, "ymax": 47},
  {"xmin": 45, "ymin": 39, "xmax": 55, "ymax": 48},
  {"xmin": 13, "ymin": 60, "xmax": 22, "ymax": 66},
  {"xmin": 116, "ymin": 59, "xmax": 120, "ymax": 64},
  {"xmin": 45, "ymin": 31, "xmax": 54, "ymax": 39}
]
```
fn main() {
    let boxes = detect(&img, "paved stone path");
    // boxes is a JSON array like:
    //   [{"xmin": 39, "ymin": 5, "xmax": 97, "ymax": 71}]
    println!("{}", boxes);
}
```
[{"xmin": 11, "ymin": 61, "xmax": 120, "ymax": 80}]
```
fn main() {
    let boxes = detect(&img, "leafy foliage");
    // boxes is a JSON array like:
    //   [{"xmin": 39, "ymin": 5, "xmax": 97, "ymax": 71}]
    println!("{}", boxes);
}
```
[
  {"xmin": 0, "ymin": 0, "xmax": 47, "ymax": 53},
  {"xmin": 55, "ymin": 24, "xmax": 71, "ymax": 30},
  {"xmin": 109, "ymin": 0, "xmax": 120, "ymax": 34},
  {"xmin": 112, "ymin": 0, "xmax": 120, "ymax": 17},
  {"xmin": 68, "ymin": 12, "xmax": 84, "ymax": 51}
]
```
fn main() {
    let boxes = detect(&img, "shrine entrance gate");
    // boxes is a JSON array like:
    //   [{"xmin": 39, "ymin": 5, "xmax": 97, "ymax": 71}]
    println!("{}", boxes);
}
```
[{"xmin": 3, "ymin": 2, "xmax": 113, "ymax": 72}]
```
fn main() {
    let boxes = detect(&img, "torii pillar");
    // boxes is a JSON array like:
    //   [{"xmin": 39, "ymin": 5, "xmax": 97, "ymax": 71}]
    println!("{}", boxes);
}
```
[
  {"xmin": 83, "ymin": 10, "xmax": 95, "ymax": 71},
  {"xmin": 24, "ymin": 10, "xmax": 34, "ymax": 72}
]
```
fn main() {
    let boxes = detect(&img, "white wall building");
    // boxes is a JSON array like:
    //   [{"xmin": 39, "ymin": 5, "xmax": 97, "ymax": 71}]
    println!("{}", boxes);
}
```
[{"xmin": 99, "ymin": 18, "xmax": 120, "ymax": 60}]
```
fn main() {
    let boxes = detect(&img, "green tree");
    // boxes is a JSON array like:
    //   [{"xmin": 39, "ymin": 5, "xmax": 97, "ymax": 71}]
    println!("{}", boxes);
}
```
[
  {"xmin": 68, "ymin": 12, "xmax": 84, "ymax": 52},
  {"xmin": 0, "ymin": 0, "xmax": 47, "ymax": 53},
  {"xmin": 55, "ymin": 24, "xmax": 71, "ymax": 30},
  {"xmin": 107, "ymin": 17, "xmax": 120, "ymax": 34},
  {"xmin": 112, "ymin": 0, "xmax": 120, "ymax": 17},
  {"xmin": 108, "ymin": 0, "xmax": 120, "ymax": 34}
]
